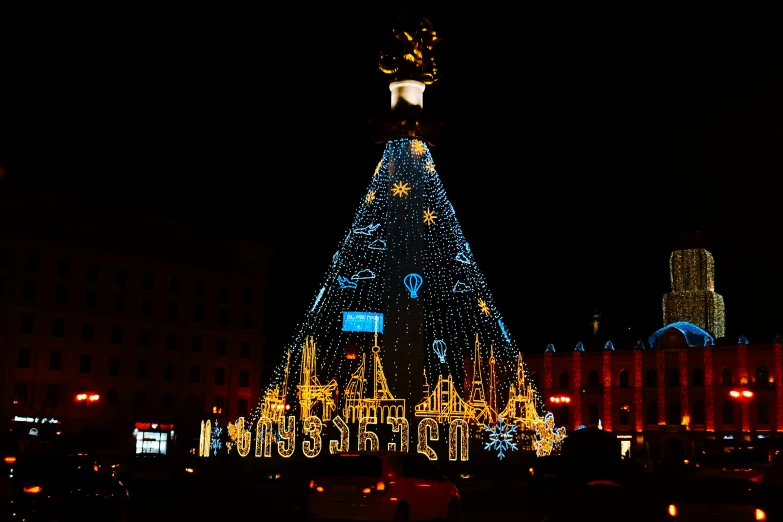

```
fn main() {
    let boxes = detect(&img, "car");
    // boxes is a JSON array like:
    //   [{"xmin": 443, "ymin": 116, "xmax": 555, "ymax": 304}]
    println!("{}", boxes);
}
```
[
  {"xmin": 10, "ymin": 453, "xmax": 130, "ymax": 522},
  {"xmin": 307, "ymin": 451, "xmax": 460, "ymax": 522},
  {"xmin": 662, "ymin": 474, "xmax": 769, "ymax": 521}
]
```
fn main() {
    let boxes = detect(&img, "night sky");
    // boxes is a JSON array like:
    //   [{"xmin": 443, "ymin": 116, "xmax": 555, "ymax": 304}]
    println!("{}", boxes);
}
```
[{"xmin": 2, "ymin": 6, "xmax": 783, "ymax": 357}]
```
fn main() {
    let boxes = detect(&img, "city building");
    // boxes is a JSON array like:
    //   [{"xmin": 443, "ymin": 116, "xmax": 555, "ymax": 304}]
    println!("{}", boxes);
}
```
[
  {"xmin": 523, "ymin": 245, "xmax": 782, "ymax": 458},
  {"xmin": 0, "ymin": 185, "xmax": 270, "ymax": 454}
]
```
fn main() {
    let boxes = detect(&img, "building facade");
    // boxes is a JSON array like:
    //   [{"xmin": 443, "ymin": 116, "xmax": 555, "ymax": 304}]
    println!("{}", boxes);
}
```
[{"xmin": 0, "ymin": 186, "xmax": 270, "ymax": 453}]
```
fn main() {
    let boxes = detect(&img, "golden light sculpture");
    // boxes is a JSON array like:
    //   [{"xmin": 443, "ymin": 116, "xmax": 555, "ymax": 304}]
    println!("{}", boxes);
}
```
[
  {"xmin": 488, "ymin": 346, "xmax": 498, "ymax": 424},
  {"xmin": 663, "ymin": 248, "xmax": 725, "ymax": 337},
  {"xmin": 343, "ymin": 317, "xmax": 406, "ymax": 423},
  {"xmin": 411, "ymin": 139, "xmax": 426, "ymax": 156},
  {"xmin": 423, "ymin": 208, "xmax": 437, "ymax": 226},
  {"xmin": 498, "ymin": 353, "xmax": 540, "ymax": 430},
  {"xmin": 532, "ymin": 412, "xmax": 566, "ymax": 457},
  {"xmin": 261, "ymin": 350, "xmax": 290, "ymax": 425},
  {"xmin": 415, "ymin": 373, "xmax": 475, "ymax": 423},
  {"xmin": 468, "ymin": 333, "xmax": 493, "ymax": 425},
  {"xmin": 298, "ymin": 337, "xmax": 338, "ymax": 421},
  {"xmin": 425, "ymin": 160, "xmax": 436, "ymax": 174},
  {"xmin": 478, "ymin": 298, "xmax": 490, "ymax": 316},
  {"xmin": 227, "ymin": 417, "xmax": 251, "ymax": 457},
  {"xmin": 366, "ymin": 190, "xmax": 376, "ymax": 204},
  {"xmin": 378, "ymin": 17, "xmax": 440, "ymax": 84},
  {"xmin": 392, "ymin": 181, "xmax": 411, "ymax": 197}
]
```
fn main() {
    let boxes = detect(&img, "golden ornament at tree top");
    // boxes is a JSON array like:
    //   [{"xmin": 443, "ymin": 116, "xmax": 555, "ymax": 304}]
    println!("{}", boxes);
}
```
[{"xmin": 379, "ymin": 17, "xmax": 440, "ymax": 84}]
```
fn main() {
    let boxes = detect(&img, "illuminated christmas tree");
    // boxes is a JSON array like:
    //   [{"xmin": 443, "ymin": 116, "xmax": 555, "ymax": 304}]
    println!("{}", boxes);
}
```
[{"xmin": 222, "ymin": 16, "xmax": 564, "ymax": 461}]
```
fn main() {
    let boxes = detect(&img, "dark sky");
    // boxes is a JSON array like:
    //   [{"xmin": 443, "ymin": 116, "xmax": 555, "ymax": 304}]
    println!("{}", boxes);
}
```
[{"xmin": 2, "ymin": 6, "xmax": 783, "ymax": 355}]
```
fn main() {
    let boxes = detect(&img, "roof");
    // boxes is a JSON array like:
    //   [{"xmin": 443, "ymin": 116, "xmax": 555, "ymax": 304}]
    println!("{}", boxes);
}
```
[{"xmin": 648, "ymin": 321, "xmax": 714, "ymax": 348}]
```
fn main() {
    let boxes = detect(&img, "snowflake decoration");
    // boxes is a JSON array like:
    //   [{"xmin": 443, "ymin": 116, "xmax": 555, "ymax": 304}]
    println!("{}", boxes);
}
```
[
  {"xmin": 211, "ymin": 423, "xmax": 223, "ymax": 456},
  {"xmin": 423, "ymin": 208, "xmax": 437, "ymax": 226},
  {"xmin": 411, "ymin": 139, "xmax": 426, "ymax": 156},
  {"xmin": 484, "ymin": 417, "xmax": 518, "ymax": 460},
  {"xmin": 366, "ymin": 190, "xmax": 376, "ymax": 205},
  {"xmin": 478, "ymin": 298, "xmax": 490, "ymax": 316},
  {"xmin": 392, "ymin": 181, "xmax": 411, "ymax": 197},
  {"xmin": 374, "ymin": 160, "xmax": 383, "ymax": 175},
  {"xmin": 425, "ymin": 160, "xmax": 436, "ymax": 174}
]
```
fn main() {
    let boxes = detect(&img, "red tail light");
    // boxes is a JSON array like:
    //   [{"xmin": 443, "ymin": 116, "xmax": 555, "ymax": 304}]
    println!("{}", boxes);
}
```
[
  {"xmin": 4, "ymin": 456, "xmax": 16, "ymax": 464},
  {"xmin": 23, "ymin": 485, "xmax": 42, "ymax": 494},
  {"xmin": 375, "ymin": 481, "xmax": 386, "ymax": 492},
  {"xmin": 309, "ymin": 480, "xmax": 315, "ymax": 489}
]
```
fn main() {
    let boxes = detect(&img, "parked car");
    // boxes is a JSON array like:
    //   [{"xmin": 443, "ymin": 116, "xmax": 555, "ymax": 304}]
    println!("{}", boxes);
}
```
[
  {"xmin": 662, "ymin": 474, "xmax": 768, "ymax": 521},
  {"xmin": 10, "ymin": 453, "xmax": 130, "ymax": 522},
  {"xmin": 307, "ymin": 451, "xmax": 460, "ymax": 522}
]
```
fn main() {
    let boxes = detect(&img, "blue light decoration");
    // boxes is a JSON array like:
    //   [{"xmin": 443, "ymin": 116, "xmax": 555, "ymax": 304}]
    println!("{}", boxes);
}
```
[
  {"xmin": 484, "ymin": 417, "xmax": 518, "ymax": 460},
  {"xmin": 311, "ymin": 286, "xmax": 325, "ymax": 312},
  {"xmin": 368, "ymin": 239, "xmax": 387, "ymax": 250},
  {"xmin": 574, "ymin": 342, "xmax": 584, "ymax": 352},
  {"xmin": 577, "ymin": 425, "xmax": 587, "ymax": 430},
  {"xmin": 604, "ymin": 341, "xmax": 614, "ymax": 351},
  {"xmin": 648, "ymin": 321, "xmax": 714, "ymax": 348},
  {"xmin": 738, "ymin": 335, "xmax": 749, "ymax": 344},
  {"xmin": 452, "ymin": 281, "xmax": 471, "ymax": 293},
  {"xmin": 342, "ymin": 311, "xmax": 384, "ymax": 333},
  {"xmin": 498, "ymin": 319, "xmax": 511, "ymax": 344},
  {"xmin": 432, "ymin": 339, "xmax": 447, "ymax": 363},
  {"xmin": 634, "ymin": 339, "xmax": 645, "ymax": 350},
  {"xmin": 210, "ymin": 422, "xmax": 223, "ymax": 456},
  {"xmin": 353, "ymin": 223, "xmax": 380, "ymax": 235},
  {"xmin": 455, "ymin": 251, "xmax": 471, "ymax": 264},
  {"xmin": 545, "ymin": 344, "xmax": 556, "ymax": 353},
  {"xmin": 337, "ymin": 275, "xmax": 357, "ymax": 289},
  {"xmin": 351, "ymin": 268, "xmax": 376, "ymax": 280},
  {"xmin": 332, "ymin": 250, "xmax": 340, "ymax": 264},
  {"xmin": 404, "ymin": 273, "xmax": 423, "ymax": 298}
]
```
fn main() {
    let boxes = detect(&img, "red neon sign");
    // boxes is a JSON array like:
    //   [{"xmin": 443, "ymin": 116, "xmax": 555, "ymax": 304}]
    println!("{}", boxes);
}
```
[{"xmin": 135, "ymin": 422, "xmax": 175, "ymax": 431}]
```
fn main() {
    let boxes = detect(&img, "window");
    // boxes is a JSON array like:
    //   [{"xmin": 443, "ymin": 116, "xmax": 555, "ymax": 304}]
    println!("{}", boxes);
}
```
[
  {"xmin": 588, "ymin": 403, "xmax": 599, "ymax": 424},
  {"xmin": 169, "ymin": 278, "xmax": 180, "ymax": 295},
  {"xmin": 114, "ymin": 269, "xmax": 127, "ymax": 287},
  {"xmin": 79, "ymin": 354, "xmax": 92, "ymax": 374},
  {"xmin": 168, "ymin": 302, "xmax": 178, "ymax": 320},
  {"xmin": 216, "ymin": 339, "xmax": 227, "ymax": 356},
  {"xmin": 619, "ymin": 370, "xmax": 629, "ymax": 388},
  {"xmin": 195, "ymin": 282, "xmax": 204, "ymax": 298},
  {"xmin": 193, "ymin": 304, "xmax": 203, "ymax": 323},
  {"xmin": 243, "ymin": 289, "xmax": 252, "ymax": 305},
  {"xmin": 57, "ymin": 259, "xmax": 70, "ymax": 277},
  {"xmin": 163, "ymin": 393, "xmax": 174, "ymax": 410},
  {"xmin": 137, "ymin": 360, "xmax": 149, "ymax": 378},
  {"xmin": 242, "ymin": 312, "xmax": 252, "ymax": 329},
  {"xmin": 142, "ymin": 297, "xmax": 153, "ymax": 316},
  {"xmin": 139, "ymin": 329, "xmax": 151, "ymax": 347},
  {"xmin": 86, "ymin": 264, "xmax": 99, "ymax": 282},
  {"xmin": 49, "ymin": 350, "xmax": 62, "ymax": 371},
  {"xmin": 214, "ymin": 368, "xmax": 225, "ymax": 385},
  {"xmin": 692, "ymin": 400, "xmax": 705, "ymax": 425},
  {"xmin": 722, "ymin": 402, "xmax": 735, "ymax": 424},
  {"xmin": 165, "ymin": 333, "xmax": 177, "ymax": 351},
  {"xmin": 721, "ymin": 367, "xmax": 733, "ymax": 386},
  {"xmin": 668, "ymin": 400, "xmax": 681, "ymax": 425},
  {"xmin": 23, "ymin": 280, "xmax": 37, "ymax": 301},
  {"xmin": 619, "ymin": 405, "xmax": 630, "ymax": 425},
  {"xmin": 240, "ymin": 342, "xmax": 250, "ymax": 359},
  {"xmin": 17, "ymin": 348, "xmax": 31, "ymax": 368},
  {"xmin": 219, "ymin": 287, "xmax": 229, "ymax": 303},
  {"xmin": 213, "ymin": 397, "xmax": 225, "ymax": 414},
  {"xmin": 237, "ymin": 399, "xmax": 248, "ymax": 416},
  {"xmin": 135, "ymin": 391, "xmax": 147, "ymax": 407},
  {"xmin": 108, "ymin": 389, "xmax": 119, "ymax": 406},
  {"xmin": 14, "ymin": 382, "xmax": 28, "ymax": 406},
  {"xmin": 56, "ymin": 284, "xmax": 68, "ymax": 305},
  {"xmin": 669, "ymin": 368, "xmax": 680, "ymax": 387},
  {"xmin": 20, "ymin": 315, "xmax": 34, "ymax": 334},
  {"xmin": 112, "ymin": 326, "xmax": 123, "ymax": 345},
  {"xmin": 757, "ymin": 366, "xmax": 769, "ymax": 385},
  {"xmin": 26, "ymin": 254, "xmax": 39, "ymax": 273},
  {"xmin": 588, "ymin": 370, "xmax": 599, "ymax": 387},
  {"xmin": 646, "ymin": 401, "xmax": 657, "ymax": 425},
  {"xmin": 758, "ymin": 401, "xmax": 770, "ymax": 425},
  {"xmin": 82, "ymin": 322, "xmax": 95, "ymax": 341},
  {"xmin": 52, "ymin": 318, "xmax": 65, "ymax": 337},
  {"xmin": 192, "ymin": 336, "xmax": 202, "ymax": 353},
  {"xmin": 114, "ymin": 294, "xmax": 125, "ymax": 312},
  {"xmin": 219, "ymin": 309, "xmax": 228, "ymax": 328},
  {"xmin": 45, "ymin": 384, "xmax": 60, "ymax": 409},
  {"xmin": 85, "ymin": 289, "xmax": 97, "ymax": 308},
  {"xmin": 164, "ymin": 362, "xmax": 175, "ymax": 381},
  {"xmin": 559, "ymin": 405, "xmax": 570, "ymax": 426},
  {"xmin": 646, "ymin": 369, "xmax": 657, "ymax": 388},
  {"xmin": 109, "ymin": 356, "xmax": 120, "ymax": 377},
  {"xmin": 190, "ymin": 365, "xmax": 201, "ymax": 383},
  {"xmin": 239, "ymin": 370, "xmax": 249, "ymax": 388},
  {"xmin": 692, "ymin": 368, "xmax": 704, "ymax": 387},
  {"xmin": 143, "ymin": 273, "xmax": 154, "ymax": 290}
]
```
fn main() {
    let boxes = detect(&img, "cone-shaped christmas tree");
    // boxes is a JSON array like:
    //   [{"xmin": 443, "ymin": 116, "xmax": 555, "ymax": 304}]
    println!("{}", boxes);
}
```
[{"xmin": 244, "ymin": 16, "xmax": 564, "ymax": 461}]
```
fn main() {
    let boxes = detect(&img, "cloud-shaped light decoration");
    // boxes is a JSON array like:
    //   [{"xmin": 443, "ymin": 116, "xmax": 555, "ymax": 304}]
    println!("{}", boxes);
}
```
[
  {"xmin": 351, "ymin": 269, "xmax": 376, "ymax": 280},
  {"xmin": 452, "ymin": 281, "xmax": 471, "ymax": 293},
  {"xmin": 404, "ymin": 273, "xmax": 423, "ymax": 298},
  {"xmin": 368, "ymin": 239, "xmax": 387, "ymax": 250}
]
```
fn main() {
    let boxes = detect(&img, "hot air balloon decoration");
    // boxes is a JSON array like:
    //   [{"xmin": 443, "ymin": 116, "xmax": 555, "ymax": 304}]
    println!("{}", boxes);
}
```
[
  {"xmin": 404, "ymin": 273, "xmax": 423, "ymax": 298},
  {"xmin": 432, "ymin": 339, "xmax": 447, "ymax": 363}
]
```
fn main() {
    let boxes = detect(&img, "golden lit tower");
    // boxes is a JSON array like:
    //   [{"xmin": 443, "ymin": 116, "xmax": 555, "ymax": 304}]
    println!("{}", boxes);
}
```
[{"xmin": 663, "ymin": 248, "xmax": 725, "ymax": 338}]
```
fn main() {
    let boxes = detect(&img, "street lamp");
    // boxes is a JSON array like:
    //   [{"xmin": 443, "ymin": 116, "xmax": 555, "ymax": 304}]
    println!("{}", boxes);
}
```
[
  {"xmin": 75, "ymin": 392, "xmax": 100, "ymax": 403},
  {"xmin": 729, "ymin": 389, "xmax": 753, "ymax": 400},
  {"xmin": 549, "ymin": 396, "xmax": 571, "ymax": 404}
]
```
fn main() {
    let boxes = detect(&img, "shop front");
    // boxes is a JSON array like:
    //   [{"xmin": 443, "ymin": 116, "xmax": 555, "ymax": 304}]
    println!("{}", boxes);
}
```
[{"xmin": 133, "ymin": 422, "xmax": 175, "ymax": 455}]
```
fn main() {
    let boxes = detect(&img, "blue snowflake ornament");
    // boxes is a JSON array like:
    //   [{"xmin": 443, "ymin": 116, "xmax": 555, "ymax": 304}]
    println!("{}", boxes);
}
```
[
  {"xmin": 484, "ymin": 417, "xmax": 518, "ymax": 460},
  {"xmin": 211, "ymin": 423, "xmax": 223, "ymax": 456}
]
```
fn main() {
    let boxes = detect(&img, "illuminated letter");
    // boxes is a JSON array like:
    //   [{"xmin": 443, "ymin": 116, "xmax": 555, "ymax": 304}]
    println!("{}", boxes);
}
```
[
  {"xmin": 330, "ymin": 416, "xmax": 349, "ymax": 454},
  {"xmin": 359, "ymin": 416, "xmax": 379, "ymax": 451},
  {"xmin": 387, "ymin": 416, "xmax": 409, "ymax": 452},
  {"xmin": 277, "ymin": 416, "xmax": 296, "ymax": 458},
  {"xmin": 302, "ymin": 416, "xmax": 323, "ymax": 458},
  {"xmin": 449, "ymin": 419, "xmax": 469, "ymax": 461},
  {"xmin": 255, "ymin": 417, "xmax": 273, "ymax": 458},
  {"xmin": 199, "ymin": 420, "xmax": 205, "ymax": 457},
  {"xmin": 235, "ymin": 418, "xmax": 251, "ymax": 457},
  {"xmin": 203, "ymin": 420, "xmax": 211, "ymax": 458},
  {"xmin": 417, "ymin": 418, "xmax": 438, "ymax": 461}
]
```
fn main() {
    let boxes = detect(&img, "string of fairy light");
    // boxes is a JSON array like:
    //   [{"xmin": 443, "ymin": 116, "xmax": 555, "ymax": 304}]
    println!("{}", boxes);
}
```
[{"xmin": 253, "ymin": 137, "xmax": 550, "ymax": 432}]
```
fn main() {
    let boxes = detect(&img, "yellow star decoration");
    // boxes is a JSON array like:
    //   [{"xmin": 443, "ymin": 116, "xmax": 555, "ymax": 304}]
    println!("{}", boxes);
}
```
[
  {"xmin": 366, "ymin": 190, "xmax": 376, "ymax": 205},
  {"xmin": 392, "ymin": 181, "xmax": 411, "ymax": 197},
  {"xmin": 374, "ymin": 160, "xmax": 383, "ymax": 176},
  {"xmin": 423, "ymin": 208, "xmax": 437, "ymax": 226},
  {"xmin": 425, "ymin": 160, "xmax": 436, "ymax": 175},
  {"xmin": 411, "ymin": 139, "xmax": 426, "ymax": 156},
  {"xmin": 478, "ymin": 298, "xmax": 490, "ymax": 316}
]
